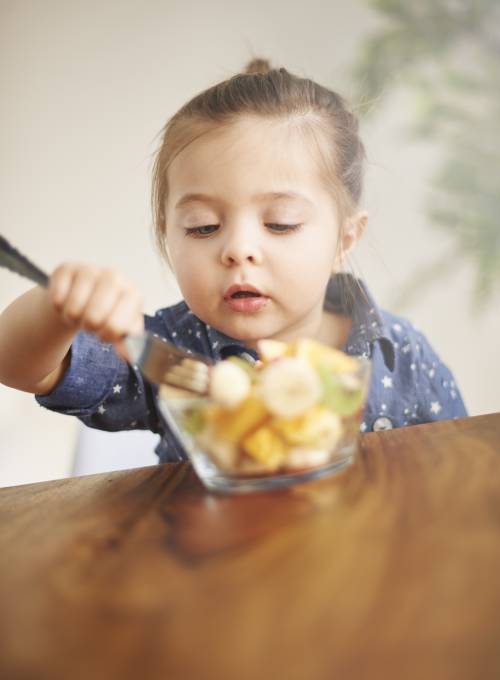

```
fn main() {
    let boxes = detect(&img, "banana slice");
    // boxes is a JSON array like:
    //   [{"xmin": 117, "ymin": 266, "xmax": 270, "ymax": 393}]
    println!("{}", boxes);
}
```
[
  {"xmin": 286, "ymin": 446, "xmax": 331, "ymax": 470},
  {"xmin": 209, "ymin": 360, "xmax": 251, "ymax": 408},
  {"xmin": 258, "ymin": 357, "xmax": 322, "ymax": 418},
  {"xmin": 256, "ymin": 338, "xmax": 289, "ymax": 362}
]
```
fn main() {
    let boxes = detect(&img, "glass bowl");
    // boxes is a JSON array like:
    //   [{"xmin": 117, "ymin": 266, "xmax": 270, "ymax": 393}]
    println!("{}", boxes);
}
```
[{"xmin": 157, "ymin": 345, "xmax": 372, "ymax": 494}]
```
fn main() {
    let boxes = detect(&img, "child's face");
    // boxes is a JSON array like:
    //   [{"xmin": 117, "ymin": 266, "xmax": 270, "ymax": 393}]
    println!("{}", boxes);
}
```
[{"xmin": 165, "ymin": 116, "xmax": 348, "ymax": 347}]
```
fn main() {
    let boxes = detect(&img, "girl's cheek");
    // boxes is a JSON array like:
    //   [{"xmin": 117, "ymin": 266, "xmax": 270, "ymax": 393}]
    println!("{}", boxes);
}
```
[
  {"xmin": 176, "ymin": 253, "xmax": 210, "ymax": 292},
  {"xmin": 168, "ymin": 238, "xmax": 198, "ymax": 271}
]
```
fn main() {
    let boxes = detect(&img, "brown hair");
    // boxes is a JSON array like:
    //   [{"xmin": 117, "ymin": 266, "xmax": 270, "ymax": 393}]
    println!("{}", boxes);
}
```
[{"xmin": 151, "ymin": 58, "xmax": 366, "ymax": 267}]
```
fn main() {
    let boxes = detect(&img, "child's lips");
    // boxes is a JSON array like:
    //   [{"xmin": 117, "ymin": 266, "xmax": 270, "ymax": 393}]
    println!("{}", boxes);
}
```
[
  {"xmin": 224, "ymin": 295, "xmax": 270, "ymax": 313},
  {"xmin": 223, "ymin": 282, "xmax": 270, "ymax": 313},
  {"xmin": 224, "ymin": 283, "xmax": 265, "ymax": 298}
]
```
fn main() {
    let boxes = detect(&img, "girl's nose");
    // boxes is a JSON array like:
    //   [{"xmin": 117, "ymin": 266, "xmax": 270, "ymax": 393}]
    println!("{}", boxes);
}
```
[{"xmin": 220, "ymin": 230, "xmax": 264, "ymax": 267}]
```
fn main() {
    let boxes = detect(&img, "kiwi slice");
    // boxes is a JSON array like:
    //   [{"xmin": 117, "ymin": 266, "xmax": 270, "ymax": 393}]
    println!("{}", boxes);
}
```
[
  {"xmin": 182, "ymin": 407, "xmax": 205, "ymax": 435},
  {"xmin": 317, "ymin": 362, "xmax": 365, "ymax": 417},
  {"xmin": 227, "ymin": 356, "xmax": 256, "ymax": 375}
]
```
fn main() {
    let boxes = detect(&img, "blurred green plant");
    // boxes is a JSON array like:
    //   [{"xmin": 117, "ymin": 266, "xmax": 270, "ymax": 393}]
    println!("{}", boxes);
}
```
[{"xmin": 351, "ymin": 0, "xmax": 500, "ymax": 312}]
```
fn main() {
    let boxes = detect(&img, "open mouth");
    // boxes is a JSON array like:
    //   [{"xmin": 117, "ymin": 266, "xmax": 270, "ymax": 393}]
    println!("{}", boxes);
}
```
[
  {"xmin": 230, "ymin": 291, "xmax": 262, "ymax": 299},
  {"xmin": 224, "ymin": 287, "xmax": 270, "ymax": 313}
]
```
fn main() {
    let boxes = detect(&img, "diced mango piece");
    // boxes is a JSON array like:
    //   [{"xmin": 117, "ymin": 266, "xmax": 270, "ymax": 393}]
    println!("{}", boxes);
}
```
[
  {"xmin": 207, "ymin": 395, "xmax": 269, "ymax": 445},
  {"xmin": 241, "ymin": 426, "xmax": 287, "ymax": 468},
  {"xmin": 289, "ymin": 338, "xmax": 358, "ymax": 373},
  {"xmin": 271, "ymin": 406, "xmax": 342, "ymax": 448},
  {"xmin": 202, "ymin": 404, "xmax": 225, "ymax": 424}
]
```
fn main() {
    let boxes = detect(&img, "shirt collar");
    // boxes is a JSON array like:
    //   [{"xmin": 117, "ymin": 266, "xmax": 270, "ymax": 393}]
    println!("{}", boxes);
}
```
[
  {"xmin": 205, "ymin": 272, "xmax": 395, "ymax": 371},
  {"xmin": 323, "ymin": 272, "xmax": 395, "ymax": 371},
  {"xmin": 206, "ymin": 326, "xmax": 261, "ymax": 363}
]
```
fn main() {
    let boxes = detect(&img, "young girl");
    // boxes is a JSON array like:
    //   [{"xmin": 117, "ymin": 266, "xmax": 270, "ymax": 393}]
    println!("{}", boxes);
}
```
[{"xmin": 0, "ymin": 59, "xmax": 467, "ymax": 464}]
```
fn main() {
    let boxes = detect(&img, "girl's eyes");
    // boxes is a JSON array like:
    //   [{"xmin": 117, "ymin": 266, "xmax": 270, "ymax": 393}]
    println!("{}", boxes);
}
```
[
  {"xmin": 184, "ymin": 225, "xmax": 219, "ymax": 237},
  {"xmin": 184, "ymin": 224, "xmax": 302, "ymax": 238},
  {"xmin": 265, "ymin": 223, "xmax": 303, "ymax": 234}
]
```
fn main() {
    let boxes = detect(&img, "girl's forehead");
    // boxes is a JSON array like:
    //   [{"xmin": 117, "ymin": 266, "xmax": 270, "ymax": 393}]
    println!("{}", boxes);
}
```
[{"xmin": 168, "ymin": 117, "xmax": 323, "ymax": 200}]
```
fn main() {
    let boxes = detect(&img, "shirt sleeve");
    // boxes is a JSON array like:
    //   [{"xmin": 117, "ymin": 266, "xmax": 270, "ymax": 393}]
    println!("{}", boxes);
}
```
[
  {"xmin": 414, "ymin": 331, "xmax": 468, "ymax": 423},
  {"xmin": 35, "ymin": 330, "xmax": 162, "ymax": 434}
]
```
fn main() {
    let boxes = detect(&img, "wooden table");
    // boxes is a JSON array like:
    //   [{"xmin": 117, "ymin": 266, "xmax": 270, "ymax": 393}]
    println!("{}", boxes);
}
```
[{"xmin": 1, "ymin": 413, "xmax": 500, "ymax": 680}]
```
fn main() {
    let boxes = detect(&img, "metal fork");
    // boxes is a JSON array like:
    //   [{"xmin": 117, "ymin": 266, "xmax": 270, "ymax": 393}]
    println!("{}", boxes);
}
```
[{"xmin": 0, "ymin": 233, "xmax": 213, "ymax": 395}]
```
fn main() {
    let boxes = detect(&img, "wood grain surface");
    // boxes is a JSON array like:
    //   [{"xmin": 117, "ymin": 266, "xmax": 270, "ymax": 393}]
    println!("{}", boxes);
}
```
[{"xmin": 0, "ymin": 413, "xmax": 499, "ymax": 680}]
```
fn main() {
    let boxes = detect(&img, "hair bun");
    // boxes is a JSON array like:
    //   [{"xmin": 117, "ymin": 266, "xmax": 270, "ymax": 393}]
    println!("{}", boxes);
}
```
[{"xmin": 243, "ymin": 58, "xmax": 272, "ymax": 75}]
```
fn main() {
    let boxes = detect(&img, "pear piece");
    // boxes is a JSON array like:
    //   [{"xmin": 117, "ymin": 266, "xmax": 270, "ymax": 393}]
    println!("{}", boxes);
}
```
[{"xmin": 256, "ymin": 338, "xmax": 289, "ymax": 362}]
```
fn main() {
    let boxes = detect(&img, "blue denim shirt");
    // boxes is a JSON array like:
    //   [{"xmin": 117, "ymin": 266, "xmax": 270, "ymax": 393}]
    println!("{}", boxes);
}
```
[{"xmin": 36, "ymin": 273, "xmax": 468, "ymax": 463}]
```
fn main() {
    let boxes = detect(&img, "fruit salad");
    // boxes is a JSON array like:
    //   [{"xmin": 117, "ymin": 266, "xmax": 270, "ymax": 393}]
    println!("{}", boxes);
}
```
[{"xmin": 159, "ymin": 338, "xmax": 371, "ymax": 479}]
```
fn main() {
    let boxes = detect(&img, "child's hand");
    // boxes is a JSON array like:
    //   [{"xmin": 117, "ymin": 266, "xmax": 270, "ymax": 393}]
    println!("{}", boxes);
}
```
[{"xmin": 48, "ymin": 262, "xmax": 144, "ymax": 358}]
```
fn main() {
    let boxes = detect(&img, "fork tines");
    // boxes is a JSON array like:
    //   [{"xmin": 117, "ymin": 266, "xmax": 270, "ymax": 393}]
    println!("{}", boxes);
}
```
[{"xmin": 163, "ymin": 358, "xmax": 211, "ymax": 395}]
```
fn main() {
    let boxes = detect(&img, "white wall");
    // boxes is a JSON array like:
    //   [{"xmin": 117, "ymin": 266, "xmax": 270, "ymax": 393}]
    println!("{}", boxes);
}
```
[{"xmin": 1, "ymin": 0, "xmax": 498, "ymax": 487}]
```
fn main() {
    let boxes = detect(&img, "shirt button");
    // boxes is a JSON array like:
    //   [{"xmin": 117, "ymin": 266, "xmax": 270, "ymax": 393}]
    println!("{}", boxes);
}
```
[{"xmin": 373, "ymin": 416, "xmax": 393, "ymax": 432}]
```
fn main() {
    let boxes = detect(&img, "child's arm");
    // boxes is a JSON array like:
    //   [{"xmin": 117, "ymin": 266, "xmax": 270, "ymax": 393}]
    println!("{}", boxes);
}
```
[
  {"xmin": 0, "ymin": 263, "xmax": 144, "ymax": 395},
  {"xmin": 0, "ymin": 285, "xmax": 75, "ymax": 393}
]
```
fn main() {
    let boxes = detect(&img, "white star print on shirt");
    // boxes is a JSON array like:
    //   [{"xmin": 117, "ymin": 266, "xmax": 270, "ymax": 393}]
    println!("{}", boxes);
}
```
[
  {"xmin": 430, "ymin": 401, "xmax": 442, "ymax": 414},
  {"xmin": 97, "ymin": 404, "xmax": 106, "ymax": 415},
  {"xmin": 381, "ymin": 376, "xmax": 393, "ymax": 388},
  {"xmin": 113, "ymin": 384, "xmax": 122, "ymax": 394}
]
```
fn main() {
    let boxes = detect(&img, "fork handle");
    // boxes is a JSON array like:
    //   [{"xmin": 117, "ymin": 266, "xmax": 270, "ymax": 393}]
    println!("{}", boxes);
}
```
[{"xmin": 0, "ymin": 234, "xmax": 49, "ymax": 288}]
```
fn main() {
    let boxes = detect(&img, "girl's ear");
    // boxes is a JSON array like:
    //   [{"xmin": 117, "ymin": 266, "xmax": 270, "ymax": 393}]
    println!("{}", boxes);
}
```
[{"xmin": 334, "ymin": 209, "xmax": 368, "ymax": 268}]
